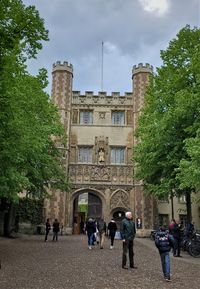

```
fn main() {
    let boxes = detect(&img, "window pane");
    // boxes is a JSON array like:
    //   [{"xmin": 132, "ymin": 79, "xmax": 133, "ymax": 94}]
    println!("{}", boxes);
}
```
[
  {"xmin": 112, "ymin": 111, "xmax": 125, "ymax": 125},
  {"xmin": 80, "ymin": 111, "xmax": 93, "ymax": 124},
  {"xmin": 111, "ymin": 147, "xmax": 125, "ymax": 164},
  {"xmin": 78, "ymin": 147, "xmax": 92, "ymax": 163}
]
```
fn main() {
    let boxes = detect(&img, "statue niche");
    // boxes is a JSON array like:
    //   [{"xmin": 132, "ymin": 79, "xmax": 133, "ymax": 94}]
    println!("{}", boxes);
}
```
[{"xmin": 98, "ymin": 148, "xmax": 105, "ymax": 164}]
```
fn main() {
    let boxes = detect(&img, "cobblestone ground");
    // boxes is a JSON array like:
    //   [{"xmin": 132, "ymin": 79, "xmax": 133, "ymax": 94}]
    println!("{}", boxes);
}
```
[{"xmin": 0, "ymin": 234, "xmax": 200, "ymax": 289}]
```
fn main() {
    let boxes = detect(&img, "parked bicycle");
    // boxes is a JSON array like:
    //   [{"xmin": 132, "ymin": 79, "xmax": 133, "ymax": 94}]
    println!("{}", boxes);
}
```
[
  {"xmin": 181, "ymin": 232, "xmax": 200, "ymax": 258},
  {"xmin": 188, "ymin": 233, "xmax": 200, "ymax": 258}
]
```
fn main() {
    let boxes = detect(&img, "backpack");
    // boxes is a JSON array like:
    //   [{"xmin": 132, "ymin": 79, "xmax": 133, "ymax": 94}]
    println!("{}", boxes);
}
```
[{"xmin": 155, "ymin": 233, "xmax": 169, "ymax": 249}]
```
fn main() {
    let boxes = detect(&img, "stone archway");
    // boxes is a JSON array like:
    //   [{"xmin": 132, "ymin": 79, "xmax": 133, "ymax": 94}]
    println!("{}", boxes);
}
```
[
  {"xmin": 110, "ymin": 208, "xmax": 126, "ymax": 232},
  {"xmin": 71, "ymin": 188, "xmax": 105, "ymax": 234}
]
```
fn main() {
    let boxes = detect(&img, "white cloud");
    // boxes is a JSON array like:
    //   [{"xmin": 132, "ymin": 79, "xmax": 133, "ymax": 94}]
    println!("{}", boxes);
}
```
[{"xmin": 138, "ymin": 0, "xmax": 170, "ymax": 16}]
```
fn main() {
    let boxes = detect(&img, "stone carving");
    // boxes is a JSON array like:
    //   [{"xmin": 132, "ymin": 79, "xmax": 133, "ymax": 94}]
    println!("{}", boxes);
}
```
[
  {"xmin": 110, "ymin": 190, "xmax": 129, "ymax": 210},
  {"xmin": 98, "ymin": 148, "xmax": 105, "ymax": 163},
  {"xmin": 95, "ymin": 136, "xmax": 108, "ymax": 164},
  {"xmin": 99, "ymin": 112, "xmax": 106, "ymax": 119},
  {"xmin": 91, "ymin": 166, "xmax": 110, "ymax": 181}
]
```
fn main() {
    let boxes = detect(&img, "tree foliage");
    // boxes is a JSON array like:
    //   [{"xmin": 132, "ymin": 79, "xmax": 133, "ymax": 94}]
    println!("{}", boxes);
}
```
[
  {"xmin": 16, "ymin": 197, "xmax": 44, "ymax": 225},
  {"xmin": 134, "ymin": 26, "xmax": 200, "ymax": 211},
  {"xmin": 0, "ymin": 0, "xmax": 69, "ymax": 202}
]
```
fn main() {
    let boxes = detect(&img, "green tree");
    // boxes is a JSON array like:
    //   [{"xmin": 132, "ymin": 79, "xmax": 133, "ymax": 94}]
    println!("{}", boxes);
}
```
[
  {"xmin": 134, "ymin": 25, "xmax": 200, "ymax": 222},
  {"xmin": 0, "ymin": 1, "xmax": 69, "ymax": 235}
]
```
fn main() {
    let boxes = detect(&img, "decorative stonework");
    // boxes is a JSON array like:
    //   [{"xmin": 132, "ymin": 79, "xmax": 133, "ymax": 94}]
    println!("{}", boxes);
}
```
[
  {"xmin": 91, "ymin": 166, "xmax": 111, "ymax": 181},
  {"xmin": 95, "ymin": 136, "xmax": 109, "ymax": 164},
  {"xmin": 110, "ymin": 190, "xmax": 129, "ymax": 210},
  {"xmin": 99, "ymin": 112, "xmax": 106, "ymax": 119}
]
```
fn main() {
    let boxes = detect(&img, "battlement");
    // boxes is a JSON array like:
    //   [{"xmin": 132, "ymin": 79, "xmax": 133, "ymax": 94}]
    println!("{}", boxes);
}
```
[
  {"xmin": 132, "ymin": 63, "xmax": 153, "ymax": 77},
  {"xmin": 72, "ymin": 91, "xmax": 132, "ymax": 98},
  {"xmin": 52, "ymin": 61, "xmax": 73, "ymax": 74},
  {"xmin": 72, "ymin": 90, "xmax": 132, "ymax": 106}
]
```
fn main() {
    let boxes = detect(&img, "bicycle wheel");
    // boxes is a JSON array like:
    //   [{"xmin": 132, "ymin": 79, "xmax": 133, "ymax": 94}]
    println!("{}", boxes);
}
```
[{"xmin": 188, "ymin": 241, "xmax": 200, "ymax": 258}]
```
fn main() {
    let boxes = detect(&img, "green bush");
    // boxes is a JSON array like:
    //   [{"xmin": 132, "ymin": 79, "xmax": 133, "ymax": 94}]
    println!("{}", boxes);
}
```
[{"xmin": 16, "ymin": 198, "xmax": 44, "ymax": 225}]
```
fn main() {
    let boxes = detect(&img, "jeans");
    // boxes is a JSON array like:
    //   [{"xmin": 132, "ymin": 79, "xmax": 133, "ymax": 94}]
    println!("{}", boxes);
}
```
[
  {"xmin": 122, "ymin": 240, "xmax": 134, "ymax": 268},
  {"xmin": 87, "ymin": 233, "xmax": 94, "ymax": 246},
  {"xmin": 160, "ymin": 252, "xmax": 170, "ymax": 279},
  {"xmin": 53, "ymin": 231, "xmax": 58, "ymax": 241}
]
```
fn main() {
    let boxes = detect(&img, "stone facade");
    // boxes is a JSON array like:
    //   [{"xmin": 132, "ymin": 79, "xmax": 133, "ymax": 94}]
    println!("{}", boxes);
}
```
[{"xmin": 45, "ymin": 61, "xmax": 200, "ymax": 235}]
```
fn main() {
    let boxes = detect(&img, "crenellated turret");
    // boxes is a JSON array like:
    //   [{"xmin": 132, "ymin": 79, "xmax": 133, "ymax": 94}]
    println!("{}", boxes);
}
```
[
  {"xmin": 52, "ymin": 61, "xmax": 73, "ymax": 74},
  {"xmin": 132, "ymin": 63, "xmax": 153, "ymax": 76},
  {"xmin": 51, "ymin": 61, "xmax": 73, "ymax": 121},
  {"xmin": 132, "ymin": 62, "xmax": 153, "ymax": 117}
]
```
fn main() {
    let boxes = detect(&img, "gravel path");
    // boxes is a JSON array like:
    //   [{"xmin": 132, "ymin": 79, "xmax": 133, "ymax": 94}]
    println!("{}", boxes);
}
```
[{"xmin": 0, "ymin": 234, "xmax": 199, "ymax": 289}]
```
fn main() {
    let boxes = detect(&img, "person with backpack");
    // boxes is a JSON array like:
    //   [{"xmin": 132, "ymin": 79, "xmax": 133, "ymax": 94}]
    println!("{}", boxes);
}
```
[
  {"xmin": 97, "ymin": 218, "xmax": 106, "ymax": 249},
  {"xmin": 155, "ymin": 226, "xmax": 175, "ymax": 282}
]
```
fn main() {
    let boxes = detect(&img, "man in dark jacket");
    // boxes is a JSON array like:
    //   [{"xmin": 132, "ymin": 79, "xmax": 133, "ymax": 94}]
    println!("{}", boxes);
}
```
[
  {"xmin": 52, "ymin": 219, "xmax": 60, "ymax": 241},
  {"xmin": 155, "ymin": 227, "xmax": 175, "ymax": 282},
  {"xmin": 121, "ymin": 211, "xmax": 136, "ymax": 269},
  {"xmin": 85, "ymin": 218, "xmax": 96, "ymax": 249},
  {"xmin": 108, "ymin": 218, "xmax": 117, "ymax": 249},
  {"xmin": 171, "ymin": 220, "xmax": 182, "ymax": 257}
]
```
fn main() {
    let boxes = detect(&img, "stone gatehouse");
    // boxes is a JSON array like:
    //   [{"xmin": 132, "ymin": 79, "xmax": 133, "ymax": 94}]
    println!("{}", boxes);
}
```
[{"xmin": 43, "ymin": 61, "xmax": 157, "ymax": 236}]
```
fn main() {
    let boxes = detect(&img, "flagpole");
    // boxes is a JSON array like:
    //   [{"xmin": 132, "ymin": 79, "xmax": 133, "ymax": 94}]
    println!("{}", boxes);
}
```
[{"xmin": 101, "ymin": 41, "xmax": 104, "ymax": 91}]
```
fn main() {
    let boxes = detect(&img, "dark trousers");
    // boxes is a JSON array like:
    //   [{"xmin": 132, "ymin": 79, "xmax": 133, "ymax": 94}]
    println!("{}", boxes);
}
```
[
  {"xmin": 110, "ymin": 233, "xmax": 115, "ymax": 246},
  {"xmin": 122, "ymin": 240, "xmax": 134, "ymax": 268},
  {"xmin": 45, "ymin": 229, "xmax": 50, "ymax": 241},
  {"xmin": 173, "ymin": 238, "xmax": 181, "ymax": 256}
]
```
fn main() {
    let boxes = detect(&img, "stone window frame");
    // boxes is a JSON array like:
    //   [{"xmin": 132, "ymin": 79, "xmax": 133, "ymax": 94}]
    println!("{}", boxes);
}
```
[
  {"xmin": 78, "ymin": 146, "xmax": 93, "ymax": 163},
  {"xmin": 111, "ymin": 110, "xmax": 125, "ymax": 125},
  {"xmin": 79, "ymin": 110, "xmax": 93, "ymax": 125},
  {"xmin": 110, "ymin": 146, "xmax": 126, "ymax": 164}
]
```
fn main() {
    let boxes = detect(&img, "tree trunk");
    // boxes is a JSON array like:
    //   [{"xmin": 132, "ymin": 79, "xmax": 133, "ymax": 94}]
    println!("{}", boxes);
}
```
[
  {"xmin": 185, "ymin": 190, "xmax": 192, "ymax": 224},
  {"xmin": 170, "ymin": 193, "xmax": 174, "ymax": 220},
  {"xmin": 4, "ymin": 202, "xmax": 16, "ymax": 237}
]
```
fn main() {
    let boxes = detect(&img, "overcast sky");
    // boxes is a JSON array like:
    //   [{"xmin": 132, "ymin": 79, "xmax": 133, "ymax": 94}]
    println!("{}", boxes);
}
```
[{"xmin": 23, "ymin": 0, "xmax": 199, "ymax": 95}]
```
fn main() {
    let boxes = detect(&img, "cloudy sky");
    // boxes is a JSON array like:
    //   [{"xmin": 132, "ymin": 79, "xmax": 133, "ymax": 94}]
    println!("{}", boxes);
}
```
[{"xmin": 23, "ymin": 0, "xmax": 199, "ymax": 95}]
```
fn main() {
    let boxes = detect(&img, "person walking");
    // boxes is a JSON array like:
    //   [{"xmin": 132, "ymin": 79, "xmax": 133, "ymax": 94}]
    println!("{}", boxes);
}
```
[
  {"xmin": 155, "ymin": 226, "xmax": 175, "ymax": 282},
  {"xmin": 121, "ymin": 211, "xmax": 136, "ymax": 269},
  {"xmin": 85, "ymin": 218, "xmax": 96, "ymax": 249},
  {"xmin": 108, "ymin": 218, "xmax": 117, "ymax": 249},
  {"xmin": 97, "ymin": 218, "xmax": 106, "ymax": 249},
  {"xmin": 44, "ymin": 218, "xmax": 51, "ymax": 242},
  {"xmin": 52, "ymin": 219, "xmax": 60, "ymax": 241}
]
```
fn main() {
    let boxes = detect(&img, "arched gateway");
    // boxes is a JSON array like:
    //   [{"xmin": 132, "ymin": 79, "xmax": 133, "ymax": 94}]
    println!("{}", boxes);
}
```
[
  {"xmin": 47, "ymin": 61, "xmax": 157, "ymax": 237},
  {"xmin": 71, "ymin": 188, "xmax": 104, "ymax": 234}
]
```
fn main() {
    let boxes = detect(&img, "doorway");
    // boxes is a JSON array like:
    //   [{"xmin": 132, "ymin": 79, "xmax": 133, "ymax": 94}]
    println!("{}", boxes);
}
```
[
  {"xmin": 73, "ymin": 191, "xmax": 102, "ymax": 234},
  {"xmin": 113, "ymin": 210, "xmax": 125, "ymax": 231}
]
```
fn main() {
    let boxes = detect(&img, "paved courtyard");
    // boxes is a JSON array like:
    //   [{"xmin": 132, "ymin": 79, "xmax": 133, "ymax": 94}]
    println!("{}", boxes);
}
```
[{"xmin": 0, "ymin": 234, "xmax": 200, "ymax": 289}]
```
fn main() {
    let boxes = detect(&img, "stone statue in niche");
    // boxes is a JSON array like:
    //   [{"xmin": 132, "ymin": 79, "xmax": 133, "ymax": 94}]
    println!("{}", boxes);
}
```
[{"xmin": 98, "ymin": 148, "xmax": 105, "ymax": 163}]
